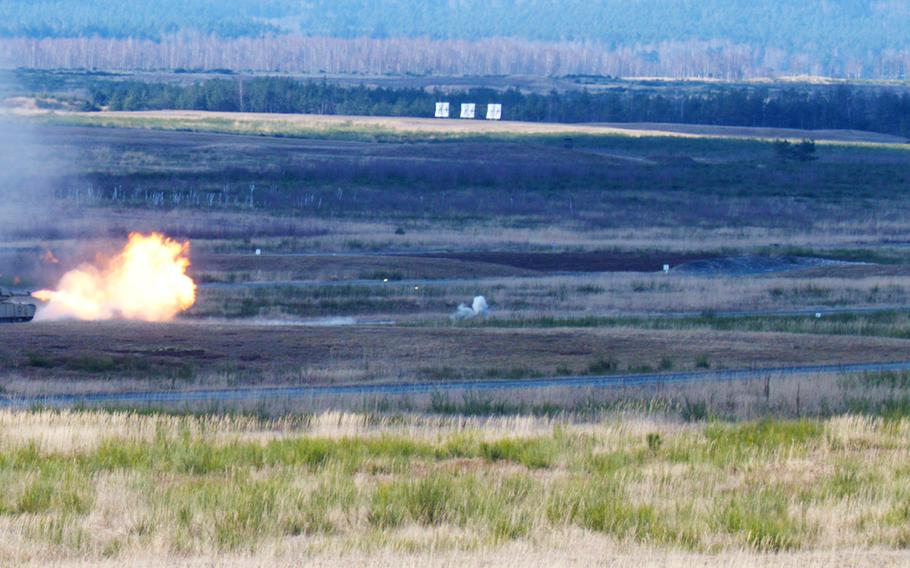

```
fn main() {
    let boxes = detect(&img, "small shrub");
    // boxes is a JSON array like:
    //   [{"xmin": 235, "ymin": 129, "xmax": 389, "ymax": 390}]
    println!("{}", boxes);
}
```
[
  {"xmin": 555, "ymin": 364, "xmax": 574, "ymax": 376},
  {"xmin": 65, "ymin": 356, "xmax": 118, "ymax": 373},
  {"xmin": 704, "ymin": 419, "xmax": 823, "ymax": 459},
  {"xmin": 681, "ymin": 399, "xmax": 709, "ymax": 422},
  {"xmin": 368, "ymin": 473, "xmax": 460, "ymax": 528},
  {"xmin": 647, "ymin": 433, "xmax": 662, "ymax": 453},
  {"xmin": 551, "ymin": 479, "xmax": 683, "ymax": 544},
  {"xmin": 587, "ymin": 357, "xmax": 618, "ymax": 374},
  {"xmin": 479, "ymin": 437, "xmax": 558, "ymax": 469},
  {"xmin": 26, "ymin": 352, "xmax": 55, "ymax": 368},
  {"xmin": 714, "ymin": 488, "xmax": 808, "ymax": 551},
  {"xmin": 773, "ymin": 139, "xmax": 817, "ymax": 162},
  {"xmin": 576, "ymin": 284, "xmax": 604, "ymax": 294},
  {"xmin": 584, "ymin": 450, "xmax": 640, "ymax": 476}
]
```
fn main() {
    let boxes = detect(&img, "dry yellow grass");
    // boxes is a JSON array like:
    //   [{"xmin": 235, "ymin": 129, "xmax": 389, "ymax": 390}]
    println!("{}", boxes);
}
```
[
  {"xmin": 19, "ymin": 534, "xmax": 910, "ymax": 568},
  {"xmin": 49, "ymin": 110, "xmax": 910, "ymax": 148},
  {"xmin": 2, "ymin": 410, "xmax": 910, "ymax": 566},
  {"xmin": 70, "ymin": 110, "xmax": 710, "ymax": 138}
]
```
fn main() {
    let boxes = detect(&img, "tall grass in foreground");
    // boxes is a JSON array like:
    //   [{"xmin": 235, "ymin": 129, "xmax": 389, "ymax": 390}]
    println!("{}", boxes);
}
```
[{"xmin": 0, "ymin": 410, "xmax": 909, "ymax": 564}]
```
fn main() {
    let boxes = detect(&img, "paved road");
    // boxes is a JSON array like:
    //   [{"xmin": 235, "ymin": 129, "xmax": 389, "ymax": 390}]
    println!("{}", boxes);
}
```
[{"xmin": 4, "ymin": 360, "xmax": 910, "ymax": 409}]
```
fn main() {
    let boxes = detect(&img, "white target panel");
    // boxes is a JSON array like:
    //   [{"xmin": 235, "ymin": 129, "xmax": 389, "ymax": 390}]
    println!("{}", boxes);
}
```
[
  {"xmin": 460, "ymin": 103, "xmax": 476, "ymax": 119},
  {"xmin": 434, "ymin": 102, "xmax": 450, "ymax": 118},
  {"xmin": 486, "ymin": 104, "xmax": 502, "ymax": 120}
]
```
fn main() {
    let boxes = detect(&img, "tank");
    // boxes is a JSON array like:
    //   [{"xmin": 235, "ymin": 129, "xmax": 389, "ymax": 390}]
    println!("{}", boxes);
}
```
[{"xmin": 0, "ymin": 289, "xmax": 36, "ymax": 323}]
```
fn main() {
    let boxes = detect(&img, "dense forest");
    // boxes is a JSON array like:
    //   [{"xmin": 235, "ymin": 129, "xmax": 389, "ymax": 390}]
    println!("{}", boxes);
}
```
[
  {"xmin": 85, "ymin": 78, "xmax": 910, "ymax": 138},
  {"xmin": 1, "ymin": 1, "xmax": 907, "ymax": 48},
  {"xmin": 1, "ymin": 1, "xmax": 910, "ymax": 79}
]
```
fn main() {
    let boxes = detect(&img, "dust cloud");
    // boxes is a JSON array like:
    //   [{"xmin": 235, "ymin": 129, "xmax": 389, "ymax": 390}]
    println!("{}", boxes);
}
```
[{"xmin": 0, "ymin": 67, "xmax": 56, "ymax": 241}]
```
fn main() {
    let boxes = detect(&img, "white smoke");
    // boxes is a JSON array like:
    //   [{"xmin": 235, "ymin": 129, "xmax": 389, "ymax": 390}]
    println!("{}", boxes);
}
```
[
  {"xmin": 451, "ymin": 295, "xmax": 489, "ymax": 321},
  {"xmin": 0, "ymin": 69, "xmax": 56, "ymax": 241}
]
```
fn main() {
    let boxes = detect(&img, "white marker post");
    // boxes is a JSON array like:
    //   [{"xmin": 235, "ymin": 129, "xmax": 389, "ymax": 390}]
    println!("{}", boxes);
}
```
[
  {"xmin": 460, "ymin": 103, "xmax": 476, "ymax": 119},
  {"xmin": 663, "ymin": 264, "xmax": 670, "ymax": 274}
]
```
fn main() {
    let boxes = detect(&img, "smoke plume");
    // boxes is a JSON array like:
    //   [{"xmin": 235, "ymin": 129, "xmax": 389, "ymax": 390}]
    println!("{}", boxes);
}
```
[
  {"xmin": 0, "ymin": 68, "xmax": 57, "ymax": 241},
  {"xmin": 451, "ymin": 296, "xmax": 489, "ymax": 321}
]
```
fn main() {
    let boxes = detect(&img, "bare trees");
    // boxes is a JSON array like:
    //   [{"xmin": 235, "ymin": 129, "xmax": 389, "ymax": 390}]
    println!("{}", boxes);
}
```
[{"xmin": 2, "ymin": 35, "xmax": 909, "ymax": 79}]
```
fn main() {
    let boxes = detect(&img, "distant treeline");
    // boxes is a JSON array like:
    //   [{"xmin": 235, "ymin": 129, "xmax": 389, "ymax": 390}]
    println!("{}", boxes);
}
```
[
  {"xmin": 88, "ymin": 79, "xmax": 910, "ymax": 137},
  {"xmin": 2, "ymin": 0, "xmax": 903, "ymax": 46},
  {"xmin": 4, "ymin": 35, "xmax": 910, "ymax": 81},
  {"xmin": 6, "ymin": 2, "xmax": 910, "ymax": 79}
]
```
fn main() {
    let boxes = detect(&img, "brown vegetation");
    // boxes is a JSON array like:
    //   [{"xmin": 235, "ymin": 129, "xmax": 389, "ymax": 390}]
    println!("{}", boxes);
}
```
[{"xmin": 4, "ymin": 321, "xmax": 910, "ymax": 397}]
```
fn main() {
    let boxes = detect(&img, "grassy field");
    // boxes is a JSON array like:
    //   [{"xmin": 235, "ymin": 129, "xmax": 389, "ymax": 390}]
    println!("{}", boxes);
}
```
[
  {"xmin": 7, "ymin": 122, "xmax": 910, "ymax": 248},
  {"xmin": 480, "ymin": 310, "xmax": 910, "ymax": 339},
  {"xmin": 187, "ymin": 269, "xmax": 910, "ymax": 319},
  {"xmin": 6, "ymin": 321, "xmax": 910, "ymax": 398},
  {"xmin": 2, "ymin": 119, "xmax": 910, "ymax": 378},
  {"xmin": 4, "ymin": 119, "xmax": 910, "ymax": 397},
  {"xmin": 6, "ymin": 121, "xmax": 910, "ymax": 257},
  {"xmin": 4, "ymin": 114, "xmax": 910, "ymax": 565},
  {"xmin": 1, "ymin": 409, "xmax": 910, "ymax": 566},
  {"xmin": 39, "ymin": 110, "xmax": 910, "ymax": 146}
]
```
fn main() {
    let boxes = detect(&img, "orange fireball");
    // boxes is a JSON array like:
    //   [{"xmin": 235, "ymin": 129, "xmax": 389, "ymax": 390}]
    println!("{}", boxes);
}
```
[{"xmin": 34, "ymin": 233, "xmax": 196, "ymax": 322}]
